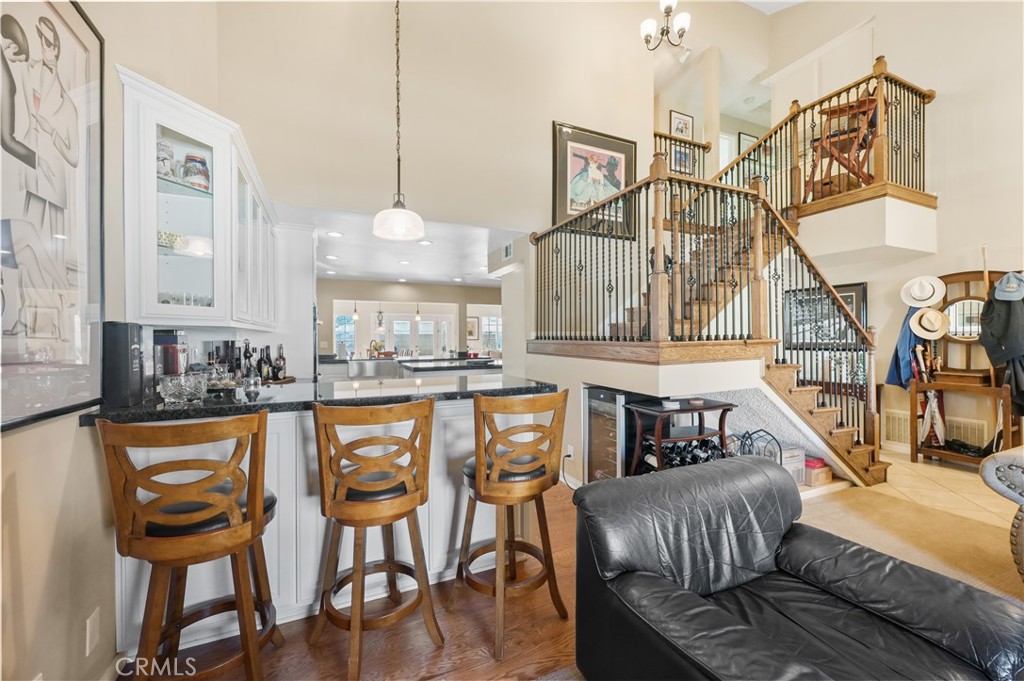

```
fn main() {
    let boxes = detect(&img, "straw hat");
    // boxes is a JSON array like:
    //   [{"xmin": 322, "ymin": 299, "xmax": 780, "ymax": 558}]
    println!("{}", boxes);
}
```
[
  {"xmin": 900, "ymin": 275, "xmax": 946, "ymax": 307},
  {"xmin": 910, "ymin": 308, "xmax": 950, "ymax": 340}
]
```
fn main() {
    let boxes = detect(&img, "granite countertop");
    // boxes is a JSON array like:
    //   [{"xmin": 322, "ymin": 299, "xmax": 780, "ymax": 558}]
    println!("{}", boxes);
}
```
[{"xmin": 80, "ymin": 375, "xmax": 555, "ymax": 425}]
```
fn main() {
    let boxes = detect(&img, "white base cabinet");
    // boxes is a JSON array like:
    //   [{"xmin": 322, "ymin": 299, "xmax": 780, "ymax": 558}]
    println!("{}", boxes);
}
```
[{"xmin": 113, "ymin": 401, "xmax": 526, "ymax": 654}]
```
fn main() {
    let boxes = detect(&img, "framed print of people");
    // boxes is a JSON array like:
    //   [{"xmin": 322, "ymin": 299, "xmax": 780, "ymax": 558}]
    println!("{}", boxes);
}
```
[{"xmin": 670, "ymin": 110, "xmax": 693, "ymax": 140}]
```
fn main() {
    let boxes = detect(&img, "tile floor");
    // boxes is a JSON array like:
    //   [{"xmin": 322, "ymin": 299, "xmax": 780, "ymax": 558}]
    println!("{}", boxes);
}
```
[{"xmin": 867, "ymin": 449, "xmax": 1018, "ymax": 527}]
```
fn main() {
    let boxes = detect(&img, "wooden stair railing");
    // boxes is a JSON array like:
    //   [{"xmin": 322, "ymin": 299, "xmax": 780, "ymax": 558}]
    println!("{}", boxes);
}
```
[{"xmin": 713, "ymin": 56, "xmax": 936, "ymax": 215}]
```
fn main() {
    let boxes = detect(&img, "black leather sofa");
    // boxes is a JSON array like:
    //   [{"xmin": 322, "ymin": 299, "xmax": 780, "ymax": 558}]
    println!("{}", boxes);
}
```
[{"xmin": 573, "ymin": 457, "xmax": 1024, "ymax": 680}]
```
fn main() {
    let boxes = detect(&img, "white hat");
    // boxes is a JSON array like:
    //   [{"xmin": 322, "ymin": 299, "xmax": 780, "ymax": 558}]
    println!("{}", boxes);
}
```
[
  {"xmin": 910, "ymin": 308, "xmax": 950, "ymax": 340},
  {"xmin": 900, "ymin": 275, "xmax": 946, "ymax": 307}
]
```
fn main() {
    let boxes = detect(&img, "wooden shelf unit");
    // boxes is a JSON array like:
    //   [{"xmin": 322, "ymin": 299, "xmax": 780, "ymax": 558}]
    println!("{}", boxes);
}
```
[{"xmin": 909, "ymin": 380, "xmax": 1015, "ymax": 466}]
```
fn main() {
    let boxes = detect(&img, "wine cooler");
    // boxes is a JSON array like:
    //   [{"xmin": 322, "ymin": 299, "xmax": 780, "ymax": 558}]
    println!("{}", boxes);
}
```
[{"xmin": 584, "ymin": 387, "xmax": 658, "ymax": 482}]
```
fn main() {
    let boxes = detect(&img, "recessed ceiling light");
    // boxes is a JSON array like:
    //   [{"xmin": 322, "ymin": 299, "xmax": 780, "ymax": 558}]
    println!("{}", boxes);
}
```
[
  {"xmin": 453, "ymin": 277, "xmax": 463, "ymax": 282},
  {"xmin": 326, "ymin": 231, "xmax": 343, "ymax": 238},
  {"xmin": 53, "ymin": 234, "xmax": 69, "ymax": 240},
  {"xmin": 398, "ymin": 278, "xmax": 407, "ymax": 283},
  {"xmin": 418, "ymin": 240, "xmax": 432, "ymax": 246},
  {"xmin": 326, "ymin": 270, "xmax": 336, "ymax": 275},
  {"xmin": 325, "ymin": 254, "xmax": 338, "ymax": 260},
  {"xmin": 399, "ymin": 260, "xmax": 410, "ymax": 265}
]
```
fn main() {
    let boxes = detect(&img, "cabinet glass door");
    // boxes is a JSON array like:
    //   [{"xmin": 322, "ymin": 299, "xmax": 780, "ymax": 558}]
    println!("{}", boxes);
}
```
[
  {"xmin": 235, "ymin": 166, "xmax": 251, "ymax": 321},
  {"xmin": 156, "ymin": 125, "xmax": 215, "ymax": 309}
]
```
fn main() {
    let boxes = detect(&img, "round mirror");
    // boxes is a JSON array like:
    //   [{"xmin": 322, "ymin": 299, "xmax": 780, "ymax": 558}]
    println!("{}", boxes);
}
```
[{"xmin": 944, "ymin": 298, "xmax": 984, "ymax": 341}]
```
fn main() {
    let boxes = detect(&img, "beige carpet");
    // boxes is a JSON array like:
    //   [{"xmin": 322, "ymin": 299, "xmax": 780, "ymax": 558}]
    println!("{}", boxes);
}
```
[{"xmin": 801, "ymin": 487, "xmax": 1023, "ymax": 602}]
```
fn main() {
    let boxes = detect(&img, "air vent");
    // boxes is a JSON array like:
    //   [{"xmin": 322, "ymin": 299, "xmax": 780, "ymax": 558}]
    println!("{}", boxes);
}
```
[
  {"xmin": 883, "ymin": 409, "xmax": 910, "ymax": 452},
  {"xmin": 946, "ymin": 417, "xmax": 988, "ymax": 447}
]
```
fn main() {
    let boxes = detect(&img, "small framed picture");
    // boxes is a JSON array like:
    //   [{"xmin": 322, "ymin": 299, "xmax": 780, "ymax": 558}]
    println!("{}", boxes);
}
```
[
  {"xmin": 670, "ymin": 111, "xmax": 694, "ymax": 140},
  {"xmin": 672, "ymin": 147, "xmax": 692, "ymax": 175},
  {"xmin": 738, "ymin": 132, "xmax": 759, "ymax": 160},
  {"xmin": 466, "ymin": 317, "xmax": 480, "ymax": 341}
]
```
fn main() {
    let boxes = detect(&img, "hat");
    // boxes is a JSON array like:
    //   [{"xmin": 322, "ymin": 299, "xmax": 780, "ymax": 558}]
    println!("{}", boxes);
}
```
[
  {"xmin": 994, "ymin": 272, "xmax": 1024, "ymax": 301},
  {"xmin": 900, "ymin": 275, "xmax": 946, "ymax": 307},
  {"xmin": 910, "ymin": 308, "xmax": 950, "ymax": 340}
]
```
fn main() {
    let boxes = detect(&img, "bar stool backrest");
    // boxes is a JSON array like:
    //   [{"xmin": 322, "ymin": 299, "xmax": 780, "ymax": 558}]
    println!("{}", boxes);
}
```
[
  {"xmin": 96, "ymin": 411, "xmax": 269, "ymax": 564},
  {"xmin": 473, "ymin": 390, "xmax": 568, "ymax": 500},
  {"xmin": 312, "ymin": 397, "xmax": 435, "ymax": 526}
]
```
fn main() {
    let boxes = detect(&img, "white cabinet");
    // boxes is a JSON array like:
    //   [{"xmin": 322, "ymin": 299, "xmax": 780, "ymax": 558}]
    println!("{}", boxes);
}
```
[{"xmin": 119, "ymin": 65, "xmax": 277, "ymax": 330}]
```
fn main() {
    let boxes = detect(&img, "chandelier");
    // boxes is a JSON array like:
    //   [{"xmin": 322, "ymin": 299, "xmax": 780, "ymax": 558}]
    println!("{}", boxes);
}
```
[
  {"xmin": 373, "ymin": 0, "xmax": 425, "ymax": 241},
  {"xmin": 640, "ymin": 0, "xmax": 691, "ymax": 51}
]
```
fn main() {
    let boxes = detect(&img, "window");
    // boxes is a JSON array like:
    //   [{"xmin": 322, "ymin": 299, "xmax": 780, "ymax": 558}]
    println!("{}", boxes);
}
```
[
  {"xmin": 480, "ymin": 316, "xmax": 502, "ymax": 351},
  {"xmin": 382, "ymin": 314, "xmax": 453, "ymax": 356},
  {"xmin": 334, "ymin": 315, "xmax": 355, "ymax": 356},
  {"xmin": 417, "ymin": 320, "xmax": 435, "ymax": 355}
]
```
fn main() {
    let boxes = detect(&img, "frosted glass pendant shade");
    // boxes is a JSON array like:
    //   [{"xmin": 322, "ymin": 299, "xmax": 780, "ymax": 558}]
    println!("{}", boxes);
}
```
[
  {"xmin": 640, "ymin": 18, "xmax": 658, "ymax": 41},
  {"xmin": 373, "ymin": 206, "xmax": 425, "ymax": 241},
  {"xmin": 672, "ymin": 11, "xmax": 691, "ymax": 35}
]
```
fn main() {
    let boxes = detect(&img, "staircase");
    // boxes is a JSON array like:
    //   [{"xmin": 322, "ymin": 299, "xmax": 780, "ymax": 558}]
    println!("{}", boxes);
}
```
[{"xmin": 529, "ymin": 58, "xmax": 937, "ymax": 486}]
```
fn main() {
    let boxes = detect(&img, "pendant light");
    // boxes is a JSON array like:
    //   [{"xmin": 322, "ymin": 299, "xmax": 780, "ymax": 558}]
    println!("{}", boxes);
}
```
[
  {"xmin": 415, "ymin": 302, "xmax": 421, "ymax": 321},
  {"xmin": 373, "ymin": 0, "xmax": 425, "ymax": 241},
  {"xmin": 376, "ymin": 303, "xmax": 386, "ymax": 333},
  {"xmin": 352, "ymin": 301, "xmax": 359, "ymax": 321}
]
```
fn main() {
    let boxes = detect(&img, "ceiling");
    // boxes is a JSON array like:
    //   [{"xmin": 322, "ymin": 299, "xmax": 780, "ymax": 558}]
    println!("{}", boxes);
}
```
[
  {"xmin": 740, "ymin": 1, "xmax": 804, "ymax": 16},
  {"xmin": 275, "ymin": 203, "xmax": 524, "ymax": 288}
]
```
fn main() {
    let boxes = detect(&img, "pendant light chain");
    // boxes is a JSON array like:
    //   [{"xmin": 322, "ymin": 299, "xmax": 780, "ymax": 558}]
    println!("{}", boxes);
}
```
[{"xmin": 394, "ymin": 0, "xmax": 404, "ymax": 206}]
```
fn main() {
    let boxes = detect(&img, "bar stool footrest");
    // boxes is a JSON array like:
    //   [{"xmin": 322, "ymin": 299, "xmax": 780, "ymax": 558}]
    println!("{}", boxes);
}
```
[
  {"xmin": 325, "ymin": 559, "xmax": 423, "ymax": 631},
  {"xmin": 464, "ymin": 539, "xmax": 548, "ymax": 597}
]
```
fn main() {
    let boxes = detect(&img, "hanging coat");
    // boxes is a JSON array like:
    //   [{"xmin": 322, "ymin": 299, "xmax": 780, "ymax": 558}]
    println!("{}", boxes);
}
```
[
  {"xmin": 885, "ymin": 307, "xmax": 924, "ymax": 389},
  {"xmin": 980, "ymin": 292, "xmax": 1024, "ymax": 365}
]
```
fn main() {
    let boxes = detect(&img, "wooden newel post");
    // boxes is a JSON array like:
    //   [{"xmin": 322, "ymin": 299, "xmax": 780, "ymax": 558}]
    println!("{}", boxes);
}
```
[
  {"xmin": 871, "ymin": 56, "xmax": 889, "ymax": 186},
  {"xmin": 865, "ymin": 325, "xmax": 879, "ymax": 446},
  {"xmin": 649, "ymin": 152, "xmax": 670, "ymax": 341},
  {"xmin": 788, "ymin": 99, "xmax": 802, "ymax": 209},
  {"xmin": 748, "ymin": 178, "xmax": 769, "ymax": 340}
]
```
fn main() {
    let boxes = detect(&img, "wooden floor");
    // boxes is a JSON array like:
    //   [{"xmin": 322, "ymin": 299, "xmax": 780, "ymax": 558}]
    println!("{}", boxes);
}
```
[{"xmin": 196, "ymin": 483, "xmax": 578, "ymax": 680}]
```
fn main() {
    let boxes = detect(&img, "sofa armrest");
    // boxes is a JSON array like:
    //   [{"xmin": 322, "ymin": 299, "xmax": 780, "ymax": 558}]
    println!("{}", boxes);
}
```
[
  {"xmin": 778, "ymin": 523, "xmax": 1024, "ymax": 681},
  {"xmin": 608, "ymin": 572, "xmax": 831, "ymax": 681}
]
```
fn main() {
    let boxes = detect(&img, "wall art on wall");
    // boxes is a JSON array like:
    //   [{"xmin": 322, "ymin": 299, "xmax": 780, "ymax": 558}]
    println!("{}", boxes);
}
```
[
  {"xmin": 738, "ymin": 132, "xmax": 759, "ymax": 160},
  {"xmin": 670, "ymin": 111, "xmax": 693, "ymax": 140},
  {"xmin": 671, "ymin": 147, "xmax": 693, "ymax": 175},
  {"xmin": 466, "ymin": 316, "xmax": 479, "ymax": 341},
  {"xmin": 552, "ymin": 121, "xmax": 636, "ymax": 233},
  {"xmin": 783, "ymin": 282, "xmax": 866, "ymax": 351},
  {"xmin": 1, "ymin": 1, "xmax": 104, "ymax": 430}
]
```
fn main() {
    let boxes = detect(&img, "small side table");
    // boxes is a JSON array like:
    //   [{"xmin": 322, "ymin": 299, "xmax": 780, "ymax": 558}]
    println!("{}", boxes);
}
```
[{"xmin": 625, "ymin": 398, "xmax": 737, "ymax": 476}]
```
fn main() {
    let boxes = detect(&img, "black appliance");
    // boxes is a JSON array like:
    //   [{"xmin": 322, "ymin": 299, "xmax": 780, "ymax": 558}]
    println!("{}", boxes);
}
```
[
  {"xmin": 102, "ymin": 322, "xmax": 144, "ymax": 407},
  {"xmin": 584, "ymin": 387, "xmax": 658, "ymax": 482}
]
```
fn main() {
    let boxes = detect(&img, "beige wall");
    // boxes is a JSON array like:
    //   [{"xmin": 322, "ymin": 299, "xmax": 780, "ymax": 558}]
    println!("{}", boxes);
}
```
[
  {"xmin": 316, "ymin": 279, "xmax": 500, "ymax": 355},
  {"xmin": 214, "ymin": 2, "xmax": 656, "ymax": 234},
  {"xmin": 766, "ymin": 2, "xmax": 1024, "ymax": 424}
]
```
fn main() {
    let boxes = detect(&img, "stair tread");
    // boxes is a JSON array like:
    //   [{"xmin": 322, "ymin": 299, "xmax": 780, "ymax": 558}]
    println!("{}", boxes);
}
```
[
  {"xmin": 789, "ymin": 386, "xmax": 822, "ymax": 394},
  {"xmin": 768, "ymin": 363, "xmax": 802, "ymax": 371},
  {"xmin": 810, "ymin": 406, "xmax": 842, "ymax": 415},
  {"xmin": 865, "ymin": 462, "xmax": 891, "ymax": 471},
  {"xmin": 830, "ymin": 426, "xmax": 859, "ymax": 434},
  {"xmin": 848, "ymin": 444, "xmax": 875, "ymax": 452}
]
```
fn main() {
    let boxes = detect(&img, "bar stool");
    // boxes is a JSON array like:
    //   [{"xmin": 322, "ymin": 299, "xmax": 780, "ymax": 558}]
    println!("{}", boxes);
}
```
[
  {"xmin": 95, "ymin": 411, "xmax": 283, "ymax": 680},
  {"xmin": 448, "ymin": 390, "xmax": 569, "ymax": 659},
  {"xmin": 308, "ymin": 398, "xmax": 444, "ymax": 679}
]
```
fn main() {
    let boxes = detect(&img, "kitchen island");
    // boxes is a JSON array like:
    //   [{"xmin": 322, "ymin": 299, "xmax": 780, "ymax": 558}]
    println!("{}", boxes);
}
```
[{"xmin": 83, "ymin": 375, "xmax": 556, "ymax": 655}]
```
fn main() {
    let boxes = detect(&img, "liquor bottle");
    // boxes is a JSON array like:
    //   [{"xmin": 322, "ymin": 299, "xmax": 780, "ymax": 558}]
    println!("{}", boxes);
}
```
[
  {"xmin": 264, "ymin": 345, "xmax": 273, "ymax": 381},
  {"xmin": 242, "ymin": 339, "xmax": 253, "ymax": 374},
  {"xmin": 275, "ymin": 344, "xmax": 287, "ymax": 380},
  {"xmin": 255, "ymin": 348, "xmax": 268, "ymax": 382}
]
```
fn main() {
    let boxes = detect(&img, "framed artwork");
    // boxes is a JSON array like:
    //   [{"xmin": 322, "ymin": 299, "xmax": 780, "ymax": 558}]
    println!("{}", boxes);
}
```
[
  {"xmin": 738, "ymin": 132, "xmax": 759, "ymax": 160},
  {"xmin": 466, "ymin": 317, "xmax": 480, "ymax": 341},
  {"xmin": 1, "ymin": 1, "xmax": 104, "ymax": 431},
  {"xmin": 783, "ymin": 282, "xmax": 867, "ymax": 351},
  {"xmin": 552, "ymin": 121, "xmax": 636, "ymax": 230},
  {"xmin": 670, "ymin": 111, "xmax": 693, "ymax": 140},
  {"xmin": 671, "ymin": 146, "xmax": 693, "ymax": 175}
]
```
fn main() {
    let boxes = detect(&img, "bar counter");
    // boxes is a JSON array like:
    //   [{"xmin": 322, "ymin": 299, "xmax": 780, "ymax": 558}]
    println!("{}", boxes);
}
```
[{"xmin": 80, "ymin": 374, "xmax": 552, "ymax": 426}]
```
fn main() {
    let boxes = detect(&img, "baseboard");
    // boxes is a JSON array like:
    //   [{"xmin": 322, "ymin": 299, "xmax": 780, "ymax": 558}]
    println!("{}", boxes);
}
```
[
  {"xmin": 561, "ymin": 472, "xmax": 583, "ymax": 490},
  {"xmin": 799, "ymin": 479, "xmax": 852, "ymax": 500}
]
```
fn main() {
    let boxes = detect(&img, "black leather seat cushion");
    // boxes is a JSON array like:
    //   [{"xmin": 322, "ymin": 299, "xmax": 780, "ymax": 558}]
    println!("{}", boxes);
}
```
[
  {"xmin": 462, "ymin": 455, "xmax": 546, "ymax": 484},
  {"xmin": 343, "ymin": 470, "xmax": 409, "ymax": 503},
  {"xmin": 145, "ymin": 483, "xmax": 277, "ymax": 538},
  {"xmin": 706, "ymin": 571, "xmax": 983, "ymax": 680}
]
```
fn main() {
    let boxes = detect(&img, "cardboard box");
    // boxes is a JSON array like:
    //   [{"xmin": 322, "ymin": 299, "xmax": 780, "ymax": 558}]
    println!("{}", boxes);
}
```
[
  {"xmin": 804, "ymin": 460, "xmax": 833, "ymax": 487},
  {"xmin": 781, "ymin": 448, "xmax": 805, "ymax": 485}
]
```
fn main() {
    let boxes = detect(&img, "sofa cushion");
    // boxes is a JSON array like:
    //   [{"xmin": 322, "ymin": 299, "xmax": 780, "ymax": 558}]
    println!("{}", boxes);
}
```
[
  {"xmin": 573, "ymin": 457, "xmax": 801, "ymax": 594},
  {"xmin": 777, "ymin": 523, "xmax": 1024, "ymax": 681},
  {"xmin": 608, "ymin": 571, "xmax": 831, "ymax": 680},
  {"xmin": 708, "ymin": 571, "xmax": 985, "ymax": 679}
]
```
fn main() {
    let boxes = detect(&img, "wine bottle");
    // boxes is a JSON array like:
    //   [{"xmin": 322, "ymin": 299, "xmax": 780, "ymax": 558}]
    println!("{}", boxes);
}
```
[
  {"xmin": 264, "ymin": 346, "xmax": 273, "ymax": 381},
  {"xmin": 255, "ymin": 348, "xmax": 268, "ymax": 382},
  {"xmin": 275, "ymin": 344, "xmax": 287, "ymax": 380}
]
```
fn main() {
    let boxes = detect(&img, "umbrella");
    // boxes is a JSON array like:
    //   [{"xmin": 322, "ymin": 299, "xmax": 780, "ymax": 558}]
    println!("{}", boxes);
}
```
[{"xmin": 915, "ymin": 344, "xmax": 945, "ymax": 446}]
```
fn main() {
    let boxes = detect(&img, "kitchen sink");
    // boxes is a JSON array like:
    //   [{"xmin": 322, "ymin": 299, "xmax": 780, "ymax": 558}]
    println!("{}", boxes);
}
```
[{"xmin": 347, "ymin": 359, "xmax": 401, "ymax": 380}]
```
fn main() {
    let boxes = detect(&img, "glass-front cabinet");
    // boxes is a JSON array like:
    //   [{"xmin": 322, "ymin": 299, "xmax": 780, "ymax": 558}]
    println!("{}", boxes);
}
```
[{"xmin": 120, "ymin": 66, "xmax": 277, "ymax": 329}]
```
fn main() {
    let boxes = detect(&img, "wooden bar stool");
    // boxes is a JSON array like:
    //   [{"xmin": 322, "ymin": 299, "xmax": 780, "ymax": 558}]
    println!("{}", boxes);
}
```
[
  {"xmin": 308, "ymin": 398, "xmax": 444, "ymax": 679},
  {"xmin": 448, "ymin": 390, "xmax": 569, "ymax": 660},
  {"xmin": 95, "ymin": 411, "xmax": 283, "ymax": 680}
]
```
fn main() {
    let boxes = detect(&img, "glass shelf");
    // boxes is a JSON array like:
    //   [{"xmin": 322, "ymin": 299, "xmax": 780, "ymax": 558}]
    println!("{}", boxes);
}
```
[
  {"xmin": 157, "ymin": 175, "xmax": 213, "ymax": 198},
  {"xmin": 157, "ymin": 245, "xmax": 214, "ymax": 259}
]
